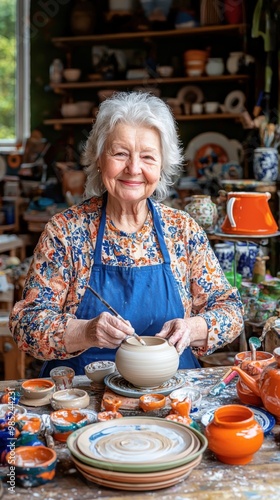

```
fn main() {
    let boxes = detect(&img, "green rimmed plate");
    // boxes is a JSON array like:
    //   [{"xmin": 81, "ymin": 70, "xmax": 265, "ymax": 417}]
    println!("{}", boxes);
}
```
[{"xmin": 67, "ymin": 416, "xmax": 207, "ymax": 473}]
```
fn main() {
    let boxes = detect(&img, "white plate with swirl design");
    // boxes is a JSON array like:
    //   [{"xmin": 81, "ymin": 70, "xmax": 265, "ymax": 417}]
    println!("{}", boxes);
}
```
[
  {"xmin": 104, "ymin": 372, "xmax": 186, "ymax": 397},
  {"xmin": 67, "ymin": 417, "xmax": 207, "ymax": 472}
]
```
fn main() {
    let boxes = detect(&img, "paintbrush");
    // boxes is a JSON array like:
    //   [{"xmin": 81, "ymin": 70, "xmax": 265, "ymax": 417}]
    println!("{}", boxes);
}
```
[
  {"xmin": 87, "ymin": 285, "xmax": 147, "ymax": 346},
  {"xmin": 208, "ymin": 368, "xmax": 238, "ymax": 396}
]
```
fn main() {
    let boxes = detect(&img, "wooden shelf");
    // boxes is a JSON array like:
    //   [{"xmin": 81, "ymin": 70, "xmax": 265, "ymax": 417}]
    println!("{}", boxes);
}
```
[
  {"xmin": 43, "ymin": 113, "xmax": 242, "ymax": 128},
  {"xmin": 51, "ymin": 24, "xmax": 247, "ymax": 47},
  {"xmin": 49, "ymin": 74, "xmax": 249, "ymax": 92}
]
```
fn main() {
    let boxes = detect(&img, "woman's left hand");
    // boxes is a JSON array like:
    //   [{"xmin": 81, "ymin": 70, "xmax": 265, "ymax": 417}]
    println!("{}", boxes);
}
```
[
  {"xmin": 156, "ymin": 319, "xmax": 191, "ymax": 355},
  {"xmin": 156, "ymin": 316, "xmax": 208, "ymax": 355}
]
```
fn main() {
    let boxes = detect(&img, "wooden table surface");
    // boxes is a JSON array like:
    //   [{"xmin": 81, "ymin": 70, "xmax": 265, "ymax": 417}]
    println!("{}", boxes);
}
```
[{"xmin": 1, "ymin": 367, "xmax": 280, "ymax": 500}]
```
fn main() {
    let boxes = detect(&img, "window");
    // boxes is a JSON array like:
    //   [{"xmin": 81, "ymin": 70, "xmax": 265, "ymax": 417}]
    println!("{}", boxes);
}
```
[{"xmin": 0, "ymin": 0, "xmax": 30, "ymax": 151}]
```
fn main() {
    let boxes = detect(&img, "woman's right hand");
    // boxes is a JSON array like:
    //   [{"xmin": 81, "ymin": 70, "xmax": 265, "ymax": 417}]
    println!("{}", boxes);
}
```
[{"xmin": 85, "ymin": 312, "xmax": 135, "ymax": 349}]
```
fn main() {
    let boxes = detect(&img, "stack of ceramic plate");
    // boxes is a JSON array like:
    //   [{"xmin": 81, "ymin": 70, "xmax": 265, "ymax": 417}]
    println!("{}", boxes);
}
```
[{"xmin": 67, "ymin": 416, "xmax": 207, "ymax": 491}]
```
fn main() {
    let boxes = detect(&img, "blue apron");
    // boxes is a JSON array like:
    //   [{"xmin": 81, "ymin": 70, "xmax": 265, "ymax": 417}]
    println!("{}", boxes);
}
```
[{"xmin": 40, "ymin": 197, "xmax": 200, "ymax": 376}]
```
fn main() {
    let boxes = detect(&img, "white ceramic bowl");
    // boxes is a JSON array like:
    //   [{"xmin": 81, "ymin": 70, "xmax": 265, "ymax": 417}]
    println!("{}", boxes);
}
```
[
  {"xmin": 0, "ymin": 404, "xmax": 27, "ymax": 418},
  {"xmin": 75, "ymin": 101, "xmax": 93, "ymax": 117},
  {"xmin": 63, "ymin": 68, "xmax": 81, "ymax": 82},
  {"xmin": 61, "ymin": 103, "xmax": 80, "ymax": 118},
  {"xmin": 51, "ymin": 388, "xmax": 90, "ymax": 410},
  {"xmin": 157, "ymin": 65, "xmax": 174, "ymax": 77},
  {"xmin": 204, "ymin": 101, "xmax": 219, "ymax": 114},
  {"xmin": 85, "ymin": 361, "xmax": 115, "ymax": 383}
]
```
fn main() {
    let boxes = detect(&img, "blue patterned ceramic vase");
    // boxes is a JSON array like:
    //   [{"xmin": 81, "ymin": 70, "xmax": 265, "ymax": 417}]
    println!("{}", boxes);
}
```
[
  {"xmin": 214, "ymin": 243, "xmax": 235, "ymax": 271},
  {"xmin": 253, "ymin": 147, "xmax": 279, "ymax": 182}
]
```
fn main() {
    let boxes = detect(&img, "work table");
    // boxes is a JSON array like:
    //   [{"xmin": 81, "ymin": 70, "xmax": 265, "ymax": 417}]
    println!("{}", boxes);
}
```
[{"xmin": 1, "ymin": 367, "xmax": 279, "ymax": 499}]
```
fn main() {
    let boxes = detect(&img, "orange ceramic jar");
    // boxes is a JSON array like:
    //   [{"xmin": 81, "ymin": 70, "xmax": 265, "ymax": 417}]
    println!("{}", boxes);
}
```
[{"xmin": 205, "ymin": 404, "xmax": 264, "ymax": 465}]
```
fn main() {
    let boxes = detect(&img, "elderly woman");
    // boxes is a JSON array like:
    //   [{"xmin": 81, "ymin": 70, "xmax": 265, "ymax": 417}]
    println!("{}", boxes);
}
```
[{"xmin": 10, "ymin": 92, "xmax": 243, "ymax": 376}]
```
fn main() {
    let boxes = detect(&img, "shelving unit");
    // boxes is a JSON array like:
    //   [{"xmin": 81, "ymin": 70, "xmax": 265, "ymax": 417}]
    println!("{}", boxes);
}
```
[{"xmin": 44, "ymin": 23, "xmax": 250, "ymax": 131}]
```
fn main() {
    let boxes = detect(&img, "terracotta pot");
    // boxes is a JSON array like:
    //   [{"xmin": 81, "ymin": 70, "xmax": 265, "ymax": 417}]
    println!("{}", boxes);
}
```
[
  {"xmin": 205, "ymin": 404, "xmax": 264, "ymax": 465},
  {"xmin": 233, "ymin": 347, "xmax": 280, "ymax": 422},
  {"xmin": 115, "ymin": 336, "xmax": 179, "ymax": 388},
  {"xmin": 221, "ymin": 192, "xmax": 278, "ymax": 235}
]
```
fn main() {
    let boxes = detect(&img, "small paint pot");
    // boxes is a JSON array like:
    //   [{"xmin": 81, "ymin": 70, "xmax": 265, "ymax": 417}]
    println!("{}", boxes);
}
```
[
  {"xmin": 169, "ymin": 387, "xmax": 202, "ymax": 413},
  {"xmin": 0, "ymin": 404, "xmax": 27, "ymax": 419},
  {"xmin": 97, "ymin": 411, "xmax": 123, "ymax": 421},
  {"xmin": 50, "ymin": 388, "xmax": 90, "ymax": 410},
  {"xmin": 50, "ymin": 366, "xmax": 75, "ymax": 391},
  {"xmin": 102, "ymin": 395, "xmax": 122, "ymax": 412},
  {"xmin": 15, "ymin": 413, "xmax": 42, "ymax": 434},
  {"xmin": 21, "ymin": 379, "xmax": 55, "ymax": 400},
  {"xmin": 50, "ymin": 409, "xmax": 94, "ymax": 442},
  {"xmin": 6, "ymin": 446, "xmax": 57, "ymax": 487},
  {"xmin": 84, "ymin": 360, "xmax": 115, "ymax": 383},
  {"xmin": 139, "ymin": 394, "xmax": 166, "ymax": 412}
]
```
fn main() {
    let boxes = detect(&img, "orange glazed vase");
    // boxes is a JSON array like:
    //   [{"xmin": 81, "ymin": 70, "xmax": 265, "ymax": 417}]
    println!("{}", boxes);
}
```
[{"xmin": 205, "ymin": 404, "xmax": 264, "ymax": 465}]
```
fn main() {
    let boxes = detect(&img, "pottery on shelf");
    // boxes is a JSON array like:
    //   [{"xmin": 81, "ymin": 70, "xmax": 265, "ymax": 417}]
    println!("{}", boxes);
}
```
[
  {"xmin": 115, "ymin": 336, "xmax": 179, "ymax": 388},
  {"xmin": 253, "ymin": 148, "xmax": 279, "ymax": 182},
  {"xmin": 205, "ymin": 404, "xmax": 264, "ymax": 465},
  {"xmin": 221, "ymin": 191, "xmax": 278, "ymax": 235},
  {"xmin": 184, "ymin": 195, "xmax": 218, "ymax": 233},
  {"xmin": 214, "ymin": 242, "xmax": 235, "ymax": 272},
  {"xmin": 232, "ymin": 347, "xmax": 280, "ymax": 422}
]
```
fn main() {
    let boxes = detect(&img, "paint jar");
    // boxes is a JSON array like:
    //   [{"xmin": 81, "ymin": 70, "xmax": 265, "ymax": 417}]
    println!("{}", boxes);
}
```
[{"xmin": 50, "ymin": 366, "xmax": 75, "ymax": 391}]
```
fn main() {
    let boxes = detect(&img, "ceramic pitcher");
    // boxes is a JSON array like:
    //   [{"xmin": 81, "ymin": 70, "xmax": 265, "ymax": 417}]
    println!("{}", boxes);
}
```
[{"xmin": 221, "ymin": 191, "xmax": 278, "ymax": 235}]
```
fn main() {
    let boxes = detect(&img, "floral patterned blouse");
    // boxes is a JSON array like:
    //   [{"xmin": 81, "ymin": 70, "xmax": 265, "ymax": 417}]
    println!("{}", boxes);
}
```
[{"xmin": 10, "ymin": 197, "xmax": 243, "ymax": 361}]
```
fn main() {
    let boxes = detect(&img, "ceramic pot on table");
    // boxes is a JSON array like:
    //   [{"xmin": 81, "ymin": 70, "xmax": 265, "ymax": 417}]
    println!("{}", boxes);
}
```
[
  {"xmin": 234, "ymin": 350, "xmax": 275, "ymax": 406},
  {"xmin": 205, "ymin": 404, "xmax": 263, "ymax": 465}
]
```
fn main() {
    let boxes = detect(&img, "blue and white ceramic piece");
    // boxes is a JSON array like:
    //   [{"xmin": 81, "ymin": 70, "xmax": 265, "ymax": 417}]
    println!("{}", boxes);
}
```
[
  {"xmin": 253, "ymin": 147, "xmax": 279, "ymax": 182},
  {"xmin": 214, "ymin": 243, "xmax": 235, "ymax": 272},
  {"xmin": 236, "ymin": 242, "xmax": 259, "ymax": 278}
]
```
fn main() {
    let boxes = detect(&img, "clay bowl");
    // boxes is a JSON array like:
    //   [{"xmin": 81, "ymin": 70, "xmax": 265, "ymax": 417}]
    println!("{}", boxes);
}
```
[
  {"xmin": 21, "ymin": 379, "xmax": 55, "ymax": 400},
  {"xmin": 115, "ymin": 336, "xmax": 179, "ymax": 389},
  {"xmin": 102, "ymin": 395, "xmax": 122, "ymax": 412},
  {"xmin": 97, "ymin": 411, "xmax": 123, "ymax": 421},
  {"xmin": 50, "ymin": 388, "xmax": 90, "ymax": 410},
  {"xmin": 6, "ymin": 446, "xmax": 57, "ymax": 487},
  {"xmin": 139, "ymin": 394, "xmax": 166, "ymax": 412},
  {"xmin": 85, "ymin": 360, "xmax": 115, "ymax": 383},
  {"xmin": 63, "ymin": 68, "xmax": 81, "ymax": 82},
  {"xmin": 50, "ymin": 409, "xmax": 94, "ymax": 442}
]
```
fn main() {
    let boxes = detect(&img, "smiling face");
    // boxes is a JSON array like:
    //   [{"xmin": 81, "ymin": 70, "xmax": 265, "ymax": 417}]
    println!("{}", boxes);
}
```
[{"xmin": 98, "ymin": 123, "xmax": 162, "ymax": 205}]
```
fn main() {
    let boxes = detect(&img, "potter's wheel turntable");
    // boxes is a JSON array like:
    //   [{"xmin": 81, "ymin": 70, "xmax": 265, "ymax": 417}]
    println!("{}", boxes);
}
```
[{"xmin": 104, "ymin": 372, "xmax": 186, "ymax": 398}]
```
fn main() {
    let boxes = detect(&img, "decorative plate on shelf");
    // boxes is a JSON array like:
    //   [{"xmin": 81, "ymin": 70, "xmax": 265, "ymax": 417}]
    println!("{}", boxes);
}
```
[
  {"xmin": 200, "ymin": 405, "xmax": 276, "ymax": 434},
  {"xmin": 184, "ymin": 132, "xmax": 243, "ymax": 175},
  {"xmin": 103, "ymin": 372, "xmax": 186, "ymax": 398}
]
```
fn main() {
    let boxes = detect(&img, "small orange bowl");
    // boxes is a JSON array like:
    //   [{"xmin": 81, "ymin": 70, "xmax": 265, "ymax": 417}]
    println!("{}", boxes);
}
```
[
  {"xmin": 21, "ymin": 379, "xmax": 55, "ymax": 400},
  {"xmin": 139, "ymin": 394, "xmax": 166, "ymax": 412}
]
